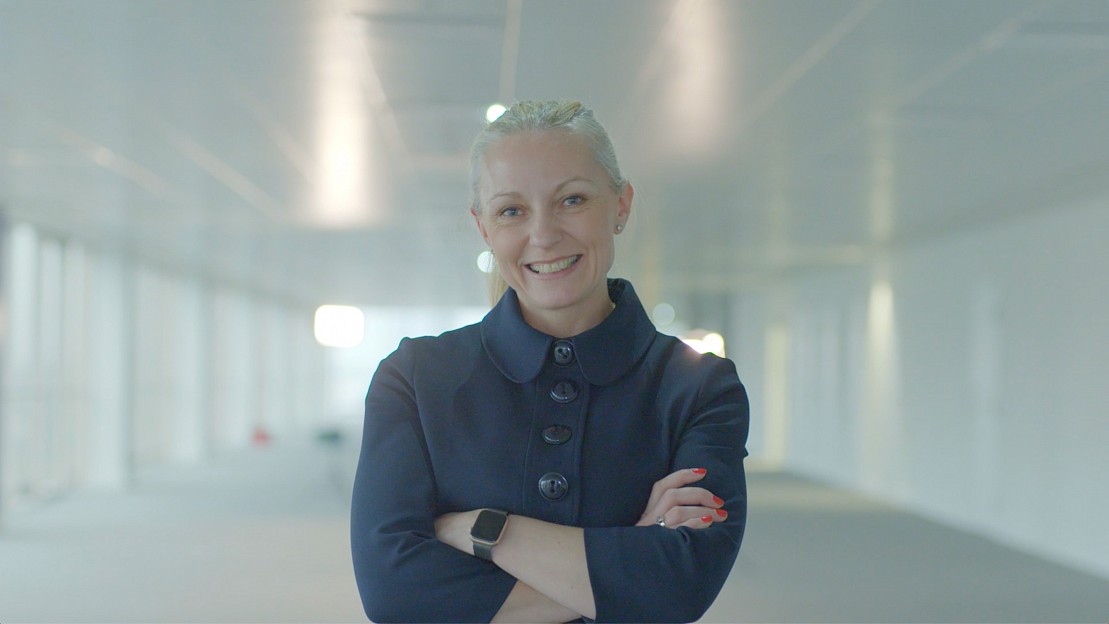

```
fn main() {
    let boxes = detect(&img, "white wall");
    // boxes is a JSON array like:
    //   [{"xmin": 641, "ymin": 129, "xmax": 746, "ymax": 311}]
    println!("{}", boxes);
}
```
[
  {"xmin": 0, "ymin": 221, "xmax": 329, "ymax": 513},
  {"xmin": 737, "ymin": 196, "xmax": 1109, "ymax": 580}
]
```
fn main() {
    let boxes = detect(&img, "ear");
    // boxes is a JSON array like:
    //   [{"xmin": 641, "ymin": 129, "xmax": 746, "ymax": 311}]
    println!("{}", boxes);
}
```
[
  {"xmin": 616, "ymin": 181, "xmax": 634, "ymax": 225},
  {"xmin": 472, "ymin": 207, "xmax": 492, "ymax": 247}
]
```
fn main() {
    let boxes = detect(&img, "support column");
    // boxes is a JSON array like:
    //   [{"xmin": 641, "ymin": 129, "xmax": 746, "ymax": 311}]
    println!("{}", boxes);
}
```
[
  {"xmin": 85, "ymin": 252, "xmax": 133, "ymax": 489},
  {"xmin": 0, "ymin": 212, "xmax": 7, "ymax": 530}
]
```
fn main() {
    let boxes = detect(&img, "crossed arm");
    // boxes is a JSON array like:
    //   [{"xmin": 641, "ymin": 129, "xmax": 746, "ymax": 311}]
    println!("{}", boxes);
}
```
[
  {"xmin": 433, "ymin": 468, "xmax": 727, "ymax": 622},
  {"xmin": 352, "ymin": 343, "xmax": 748, "ymax": 622}
]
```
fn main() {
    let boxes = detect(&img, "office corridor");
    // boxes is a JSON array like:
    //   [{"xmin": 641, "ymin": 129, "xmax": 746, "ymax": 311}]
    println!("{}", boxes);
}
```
[
  {"xmin": 1, "ymin": 437, "xmax": 1105, "ymax": 623},
  {"xmin": 5, "ymin": 3, "xmax": 1109, "ymax": 621}
]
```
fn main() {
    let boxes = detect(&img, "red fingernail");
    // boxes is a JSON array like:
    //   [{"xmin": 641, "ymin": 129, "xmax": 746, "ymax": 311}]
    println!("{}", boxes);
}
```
[
  {"xmin": 691, "ymin": 468, "xmax": 707, "ymax": 475},
  {"xmin": 712, "ymin": 496, "xmax": 724, "ymax": 506},
  {"xmin": 716, "ymin": 509, "xmax": 728, "ymax": 518},
  {"xmin": 701, "ymin": 515, "xmax": 713, "ymax": 523}
]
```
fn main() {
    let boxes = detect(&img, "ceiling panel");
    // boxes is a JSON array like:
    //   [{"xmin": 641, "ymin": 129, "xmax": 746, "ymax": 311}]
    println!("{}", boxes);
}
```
[{"xmin": 2, "ymin": 0, "xmax": 1108, "ymax": 309}]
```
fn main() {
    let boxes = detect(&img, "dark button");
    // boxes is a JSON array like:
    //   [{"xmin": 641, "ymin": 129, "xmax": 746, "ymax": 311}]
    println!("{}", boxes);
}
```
[
  {"xmin": 538, "ymin": 472, "xmax": 569, "ymax": 501},
  {"xmin": 542, "ymin": 425, "xmax": 572, "ymax": 445},
  {"xmin": 549, "ymin": 380, "xmax": 578, "ymax": 403},
  {"xmin": 552, "ymin": 340, "xmax": 575, "ymax": 366}
]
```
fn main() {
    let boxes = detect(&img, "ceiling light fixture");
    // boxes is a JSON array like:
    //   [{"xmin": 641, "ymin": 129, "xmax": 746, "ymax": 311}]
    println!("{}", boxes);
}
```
[{"xmin": 485, "ymin": 103, "xmax": 507, "ymax": 123}]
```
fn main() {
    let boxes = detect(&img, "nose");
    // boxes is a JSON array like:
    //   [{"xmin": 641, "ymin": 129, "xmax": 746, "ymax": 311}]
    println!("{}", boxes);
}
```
[{"xmin": 528, "ymin": 210, "xmax": 562, "ymax": 248}]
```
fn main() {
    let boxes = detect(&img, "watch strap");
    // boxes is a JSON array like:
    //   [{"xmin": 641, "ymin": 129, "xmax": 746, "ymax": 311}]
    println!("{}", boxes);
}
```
[{"xmin": 473, "ymin": 540, "xmax": 495, "ymax": 561}]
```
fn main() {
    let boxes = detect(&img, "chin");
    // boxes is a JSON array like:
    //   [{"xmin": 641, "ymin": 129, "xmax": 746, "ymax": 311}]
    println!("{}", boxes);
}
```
[
  {"xmin": 528, "ymin": 281, "xmax": 604, "ymax": 310},
  {"xmin": 522, "ymin": 290, "xmax": 582, "ymax": 311}
]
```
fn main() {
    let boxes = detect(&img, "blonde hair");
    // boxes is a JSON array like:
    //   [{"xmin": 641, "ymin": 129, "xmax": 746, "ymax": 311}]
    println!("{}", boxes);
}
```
[
  {"xmin": 486, "ymin": 265, "xmax": 509, "ymax": 306},
  {"xmin": 470, "ymin": 100, "xmax": 626, "ymax": 304}
]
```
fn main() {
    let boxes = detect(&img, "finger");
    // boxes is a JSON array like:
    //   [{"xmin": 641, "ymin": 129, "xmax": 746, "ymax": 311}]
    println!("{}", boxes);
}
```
[
  {"xmin": 657, "ymin": 487, "xmax": 723, "ymax": 511},
  {"xmin": 675, "ymin": 514, "xmax": 717, "ymax": 530},
  {"xmin": 645, "ymin": 468, "xmax": 708, "ymax": 511},
  {"xmin": 637, "ymin": 506, "xmax": 681, "ymax": 528},
  {"xmin": 642, "ymin": 505, "xmax": 729, "ymax": 529},
  {"xmin": 638, "ymin": 502, "xmax": 714, "ymax": 529},
  {"xmin": 665, "ymin": 506, "xmax": 728, "ymax": 527}
]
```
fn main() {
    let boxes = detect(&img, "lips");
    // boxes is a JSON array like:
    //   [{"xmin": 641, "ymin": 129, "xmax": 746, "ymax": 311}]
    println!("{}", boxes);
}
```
[{"xmin": 526, "ymin": 255, "xmax": 581, "ymax": 274}]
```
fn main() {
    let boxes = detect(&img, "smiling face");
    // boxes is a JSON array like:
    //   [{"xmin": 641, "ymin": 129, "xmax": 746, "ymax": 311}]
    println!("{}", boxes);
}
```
[{"xmin": 474, "ymin": 130, "xmax": 633, "ymax": 337}]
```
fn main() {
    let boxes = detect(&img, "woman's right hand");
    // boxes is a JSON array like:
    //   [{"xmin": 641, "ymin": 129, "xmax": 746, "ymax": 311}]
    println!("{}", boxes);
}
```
[{"xmin": 635, "ymin": 468, "xmax": 728, "ymax": 529}]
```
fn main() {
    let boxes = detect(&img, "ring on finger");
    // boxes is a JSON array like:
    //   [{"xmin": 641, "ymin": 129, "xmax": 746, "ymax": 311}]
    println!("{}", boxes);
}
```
[{"xmin": 655, "ymin": 514, "xmax": 667, "ymax": 528}]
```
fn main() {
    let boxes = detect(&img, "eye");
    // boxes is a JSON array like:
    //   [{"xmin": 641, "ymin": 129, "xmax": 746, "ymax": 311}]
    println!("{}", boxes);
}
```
[
  {"xmin": 498, "ymin": 206, "xmax": 522, "ymax": 217},
  {"xmin": 562, "ymin": 194, "xmax": 585, "ymax": 207}
]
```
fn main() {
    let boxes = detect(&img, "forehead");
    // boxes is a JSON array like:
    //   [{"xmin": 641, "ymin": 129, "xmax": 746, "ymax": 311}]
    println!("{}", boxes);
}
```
[{"xmin": 480, "ymin": 131, "xmax": 605, "ymax": 195}]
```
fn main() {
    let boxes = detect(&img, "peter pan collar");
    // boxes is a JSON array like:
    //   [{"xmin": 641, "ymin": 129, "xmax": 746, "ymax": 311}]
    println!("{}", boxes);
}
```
[{"xmin": 480, "ymin": 278, "xmax": 657, "ymax": 386}]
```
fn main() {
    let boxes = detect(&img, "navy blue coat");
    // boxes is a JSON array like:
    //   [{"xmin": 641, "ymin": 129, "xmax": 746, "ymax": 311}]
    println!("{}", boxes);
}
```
[{"xmin": 351, "ymin": 279, "xmax": 749, "ymax": 623}]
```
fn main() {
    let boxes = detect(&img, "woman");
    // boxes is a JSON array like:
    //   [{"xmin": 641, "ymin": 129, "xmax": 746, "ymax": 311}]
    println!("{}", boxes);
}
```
[{"xmin": 351, "ymin": 100, "xmax": 749, "ymax": 623}]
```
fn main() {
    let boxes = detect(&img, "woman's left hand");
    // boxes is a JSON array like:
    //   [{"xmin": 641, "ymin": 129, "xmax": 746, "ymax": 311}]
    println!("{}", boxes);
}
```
[{"xmin": 634, "ymin": 467, "xmax": 727, "ymax": 529}]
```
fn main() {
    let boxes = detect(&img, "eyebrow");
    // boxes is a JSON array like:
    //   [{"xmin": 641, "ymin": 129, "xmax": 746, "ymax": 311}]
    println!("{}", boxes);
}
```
[{"xmin": 487, "ymin": 177, "xmax": 599, "ymax": 203}]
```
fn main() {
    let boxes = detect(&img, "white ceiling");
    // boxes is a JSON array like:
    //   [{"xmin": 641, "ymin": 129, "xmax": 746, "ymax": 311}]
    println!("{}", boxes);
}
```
[{"xmin": 2, "ymin": 0, "xmax": 1108, "ymax": 312}]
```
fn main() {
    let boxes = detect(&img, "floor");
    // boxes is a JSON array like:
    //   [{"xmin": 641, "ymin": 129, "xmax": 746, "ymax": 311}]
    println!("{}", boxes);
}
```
[
  {"xmin": 704, "ymin": 471, "xmax": 1109, "ymax": 623},
  {"xmin": 1, "ymin": 437, "xmax": 1106, "ymax": 623}
]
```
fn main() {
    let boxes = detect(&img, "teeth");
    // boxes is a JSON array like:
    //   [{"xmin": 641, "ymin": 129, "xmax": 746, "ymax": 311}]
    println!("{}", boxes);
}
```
[{"xmin": 528, "ymin": 255, "xmax": 580, "ymax": 274}]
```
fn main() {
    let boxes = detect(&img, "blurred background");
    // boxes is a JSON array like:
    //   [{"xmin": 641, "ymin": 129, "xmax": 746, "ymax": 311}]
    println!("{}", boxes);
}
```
[{"xmin": 1, "ymin": 0, "xmax": 1108, "ymax": 622}]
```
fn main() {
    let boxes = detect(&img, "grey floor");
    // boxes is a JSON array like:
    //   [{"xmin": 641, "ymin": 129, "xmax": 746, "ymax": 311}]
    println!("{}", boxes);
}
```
[
  {"xmin": 705, "ymin": 471, "xmax": 1109, "ymax": 623},
  {"xmin": 1, "ymin": 439, "xmax": 1106, "ymax": 623}
]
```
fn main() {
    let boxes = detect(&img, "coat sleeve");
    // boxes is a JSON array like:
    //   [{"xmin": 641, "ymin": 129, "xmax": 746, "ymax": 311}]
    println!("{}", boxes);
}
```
[
  {"xmin": 350, "ymin": 338, "xmax": 517, "ymax": 623},
  {"xmin": 583, "ymin": 355, "xmax": 750, "ymax": 623}
]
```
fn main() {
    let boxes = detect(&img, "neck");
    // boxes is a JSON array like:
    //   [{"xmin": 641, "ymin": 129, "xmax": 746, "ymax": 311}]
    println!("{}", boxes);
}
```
[{"xmin": 520, "ymin": 294, "xmax": 615, "ymax": 338}]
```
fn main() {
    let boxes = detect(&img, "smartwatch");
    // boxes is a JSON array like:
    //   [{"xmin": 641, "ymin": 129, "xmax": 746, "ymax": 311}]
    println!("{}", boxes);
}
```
[{"xmin": 470, "ymin": 508, "xmax": 509, "ymax": 561}]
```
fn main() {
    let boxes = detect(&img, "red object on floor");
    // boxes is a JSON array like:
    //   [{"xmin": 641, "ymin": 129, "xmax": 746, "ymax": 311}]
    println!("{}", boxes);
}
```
[{"xmin": 252, "ymin": 426, "xmax": 272, "ymax": 446}]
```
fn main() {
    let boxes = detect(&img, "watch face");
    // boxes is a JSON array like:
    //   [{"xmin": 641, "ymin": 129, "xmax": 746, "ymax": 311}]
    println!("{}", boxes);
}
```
[{"xmin": 472, "ymin": 509, "xmax": 508, "ymax": 542}]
